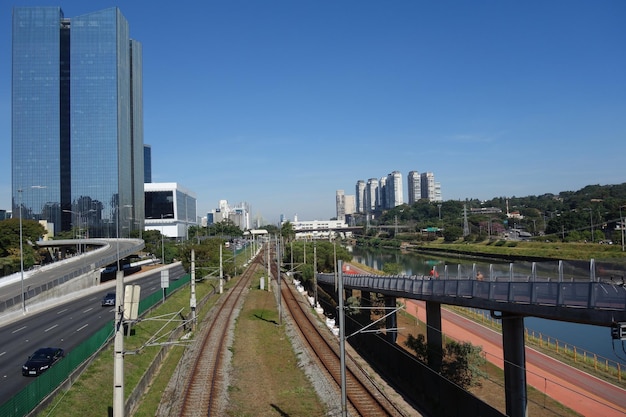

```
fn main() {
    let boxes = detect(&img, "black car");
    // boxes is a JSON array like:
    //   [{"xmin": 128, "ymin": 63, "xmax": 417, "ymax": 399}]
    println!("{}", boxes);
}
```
[
  {"xmin": 101, "ymin": 292, "xmax": 116, "ymax": 306},
  {"xmin": 22, "ymin": 347, "xmax": 65, "ymax": 376}
]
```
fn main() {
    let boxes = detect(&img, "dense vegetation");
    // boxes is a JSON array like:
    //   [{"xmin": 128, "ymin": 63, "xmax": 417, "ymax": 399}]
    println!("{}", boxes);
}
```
[
  {"xmin": 0, "ymin": 218, "xmax": 47, "ymax": 276},
  {"xmin": 361, "ymin": 183, "xmax": 626, "ymax": 245}
]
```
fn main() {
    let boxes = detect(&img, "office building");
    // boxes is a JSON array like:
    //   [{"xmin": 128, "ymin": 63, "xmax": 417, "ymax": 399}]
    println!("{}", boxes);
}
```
[
  {"xmin": 144, "ymin": 183, "xmax": 197, "ymax": 238},
  {"xmin": 206, "ymin": 200, "xmax": 251, "ymax": 230},
  {"xmin": 144, "ymin": 145, "xmax": 152, "ymax": 183},
  {"xmin": 12, "ymin": 7, "xmax": 143, "ymax": 237}
]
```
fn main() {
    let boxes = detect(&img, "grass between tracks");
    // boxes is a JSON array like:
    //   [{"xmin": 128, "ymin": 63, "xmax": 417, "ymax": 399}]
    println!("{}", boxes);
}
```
[{"xmin": 226, "ymin": 270, "xmax": 327, "ymax": 417}]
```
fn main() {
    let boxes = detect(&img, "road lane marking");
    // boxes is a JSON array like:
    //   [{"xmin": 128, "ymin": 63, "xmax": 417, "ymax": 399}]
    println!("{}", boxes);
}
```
[
  {"xmin": 0, "ymin": 352, "xmax": 6, "ymax": 357},
  {"xmin": 12, "ymin": 326, "xmax": 27, "ymax": 334},
  {"xmin": 76, "ymin": 324, "xmax": 88, "ymax": 332},
  {"xmin": 45, "ymin": 324, "xmax": 58, "ymax": 332},
  {"xmin": 83, "ymin": 307, "xmax": 94, "ymax": 313},
  {"xmin": 57, "ymin": 308, "xmax": 68, "ymax": 315}
]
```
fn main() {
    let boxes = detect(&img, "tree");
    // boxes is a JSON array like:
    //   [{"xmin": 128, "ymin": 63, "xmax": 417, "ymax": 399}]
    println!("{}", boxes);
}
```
[
  {"xmin": 281, "ymin": 221, "xmax": 295, "ymax": 242},
  {"xmin": 382, "ymin": 262, "xmax": 402, "ymax": 275},
  {"xmin": 405, "ymin": 334, "xmax": 486, "ymax": 389},
  {"xmin": 441, "ymin": 340, "xmax": 486, "ymax": 389},
  {"xmin": 0, "ymin": 218, "xmax": 47, "ymax": 276},
  {"xmin": 443, "ymin": 225, "xmax": 463, "ymax": 242},
  {"xmin": 404, "ymin": 334, "xmax": 428, "ymax": 362}
]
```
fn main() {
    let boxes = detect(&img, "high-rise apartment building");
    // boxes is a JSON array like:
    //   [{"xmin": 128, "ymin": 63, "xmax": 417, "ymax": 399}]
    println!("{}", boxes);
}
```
[
  {"xmin": 365, "ymin": 178, "xmax": 379, "ymax": 213},
  {"xmin": 355, "ymin": 180, "xmax": 365, "ymax": 214},
  {"xmin": 378, "ymin": 176, "xmax": 388, "ymax": 210},
  {"xmin": 344, "ymin": 195, "xmax": 355, "ymax": 216},
  {"xmin": 336, "ymin": 190, "xmax": 346, "ymax": 222},
  {"xmin": 12, "ymin": 7, "xmax": 143, "ymax": 237},
  {"xmin": 420, "ymin": 172, "xmax": 442, "ymax": 202},
  {"xmin": 387, "ymin": 171, "xmax": 403, "ymax": 208},
  {"xmin": 407, "ymin": 171, "xmax": 421, "ymax": 204}
]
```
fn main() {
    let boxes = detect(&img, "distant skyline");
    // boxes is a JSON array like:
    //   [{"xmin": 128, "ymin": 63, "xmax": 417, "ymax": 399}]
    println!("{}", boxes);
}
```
[{"xmin": 2, "ymin": 1, "xmax": 624, "ymax": 224}]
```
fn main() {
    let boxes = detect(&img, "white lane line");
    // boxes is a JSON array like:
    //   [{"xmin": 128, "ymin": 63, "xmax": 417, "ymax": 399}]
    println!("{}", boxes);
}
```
[
  {"xmin": 83, "ymin": 307, "xmax": 94, "ymax": 313},
  {"xmin": 0, "ymin": 351, "xmax": 6, "ymax": 357},
  {"xmin": 76, "ymin": 324, "xmax": 89, "ymax": 332},
  {"xmin": 12, "ymin": 326, "xmax": 27, "ymax": 334},
  {"xmin": 45, "ymin": 324, "xmax": 58, "ymax": 332},
  {"xmin": 57, "ymin": 308, "xmax": 68, "ymax": 315}
]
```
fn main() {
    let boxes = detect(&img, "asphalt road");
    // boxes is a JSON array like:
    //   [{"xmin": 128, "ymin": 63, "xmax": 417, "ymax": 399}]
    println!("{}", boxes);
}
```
[{"xmin": 0, "ymin": 264, "xmax": 185, "ymax": 403}]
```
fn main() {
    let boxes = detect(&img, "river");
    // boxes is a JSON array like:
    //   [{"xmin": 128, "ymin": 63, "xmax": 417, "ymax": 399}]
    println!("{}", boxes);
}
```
[{"xmin": 350, "ymin": 246, "xmax": 626, "ymax": 367}]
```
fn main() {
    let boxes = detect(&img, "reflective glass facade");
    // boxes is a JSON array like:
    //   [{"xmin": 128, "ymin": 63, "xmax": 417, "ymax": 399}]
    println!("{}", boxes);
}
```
[
  {"xmin": 12, "ymin": 7, "xmax": 64, "ymax": 229},
  {"xmin": 143, "ymin": 145, "xmax": 152, "ymax": 183},
  {"xmin": 12, "ymin": 7, "xmax": 143, "ymax": 237}
]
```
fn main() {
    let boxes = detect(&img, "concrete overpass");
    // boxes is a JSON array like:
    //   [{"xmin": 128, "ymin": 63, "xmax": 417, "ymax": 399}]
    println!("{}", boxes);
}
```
[{"xmin": 0, "ymin": 239, "xmax": 144, "ymax": 315}]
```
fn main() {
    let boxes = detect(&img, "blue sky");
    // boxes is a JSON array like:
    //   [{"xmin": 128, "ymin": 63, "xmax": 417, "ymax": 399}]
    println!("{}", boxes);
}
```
[{"xmin": 1, "ymin": 1, "xmax": 625, "ymax": 225}]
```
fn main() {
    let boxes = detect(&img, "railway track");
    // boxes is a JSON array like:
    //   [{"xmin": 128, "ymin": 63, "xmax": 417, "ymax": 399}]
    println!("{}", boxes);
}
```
[
  {"xmin": 276, "ymin": 263, "xmax": 410, "ymax": 417},
  {"xmin": 178, "ymin": 251, "xmax": 262, "ymax": 416}
]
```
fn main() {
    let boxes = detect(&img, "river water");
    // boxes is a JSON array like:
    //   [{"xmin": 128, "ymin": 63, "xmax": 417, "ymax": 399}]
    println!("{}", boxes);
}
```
[{"xmin": 350, "ymin": 246, "xmax": 626, "ymax": 367}]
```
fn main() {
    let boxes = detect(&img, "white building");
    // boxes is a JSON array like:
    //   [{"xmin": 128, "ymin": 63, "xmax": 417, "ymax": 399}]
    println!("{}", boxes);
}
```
[
  {"xmin": 407, "ymin": 170, "xmax": 421, "ymax": 205},
  {"xmin": 355, "ymin": 180, "xmax": 366, "ymax": 213},
  {"xmin": 289, "ymin": 219, "xmax": 351, "ymax": 240},
  {"xmin": 144, "ymin": 182, "xmax": 197, "ymax": 238},
  {"xmin": 387, "ymin": 171, "xmax": 403, "ymax": 208},
  {"xmin": 206, "ymin": 200, "xmax": 250, "ymax": 230}
]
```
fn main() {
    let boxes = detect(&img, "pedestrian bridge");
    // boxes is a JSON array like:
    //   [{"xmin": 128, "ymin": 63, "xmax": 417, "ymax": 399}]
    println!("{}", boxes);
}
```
[
  {"xmin": 316, "ymin": 259, "xmax": 626, "ymax": 417},
  {"xmin": 317, "ymin": 260, "xmax": 626, "ymax": 326}
]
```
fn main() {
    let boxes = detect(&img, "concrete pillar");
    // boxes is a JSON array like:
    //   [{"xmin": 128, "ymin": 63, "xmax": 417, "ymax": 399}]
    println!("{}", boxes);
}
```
[
  {"xmin": 425, "ymin": 301, "xmax": 442, "ymax": 372},
  {"xmin": 502, "ymin": 313, "xmax": 528, "ymax": 417},
  {"xmin": 385, "ymin": 296, "xmax": 397, "ymax": 343}
]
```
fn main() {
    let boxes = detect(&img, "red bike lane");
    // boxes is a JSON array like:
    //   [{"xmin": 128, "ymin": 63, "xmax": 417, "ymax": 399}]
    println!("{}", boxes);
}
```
[{"xmin": 405, "ymin": 299, "xmax": 626, "ymax": 417}]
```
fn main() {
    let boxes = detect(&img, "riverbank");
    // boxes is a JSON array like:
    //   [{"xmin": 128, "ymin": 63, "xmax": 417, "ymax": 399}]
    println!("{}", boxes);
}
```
[{"xmin": 396, "ymin": 239, "xmax": 626, "ymax": 262}]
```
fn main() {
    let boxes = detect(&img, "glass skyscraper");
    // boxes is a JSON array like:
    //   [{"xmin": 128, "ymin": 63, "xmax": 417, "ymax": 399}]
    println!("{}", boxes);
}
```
[{"xmin": 12, "ymin": 7, "xmax": 143, "ymax": 238}]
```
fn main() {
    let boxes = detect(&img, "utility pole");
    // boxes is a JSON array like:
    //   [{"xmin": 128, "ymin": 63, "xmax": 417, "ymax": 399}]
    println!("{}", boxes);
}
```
[
  {"xmin": 190, "ymin": 249, "xmax": 196, "ymax": 330},
  {"xmin": 276, "ymin": 235, "xmax": 282, "ymax": 325},
  {"xmin": 313, "ymin": 242, "xmax": 317, "ymax": 307},
  {"xmin": 219, "ymin": 244, "xmax": 223, "ymax": 294},
  {"xmin": 113, "ymin": 205, "xmax": 125, "ymax": 417},
  {"xmin": 338, "ymin": 260, "xmax": 347, "ymax": 417},
  {"xmin": 266, "ymin": 240, "xmax": 271, "ymax": 291}
]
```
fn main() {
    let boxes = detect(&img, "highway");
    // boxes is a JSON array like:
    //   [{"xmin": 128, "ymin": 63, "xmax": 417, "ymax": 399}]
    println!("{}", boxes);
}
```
[{"xmin": 0, "ymin": 264, "xmax": 185, "ymax": 403}]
